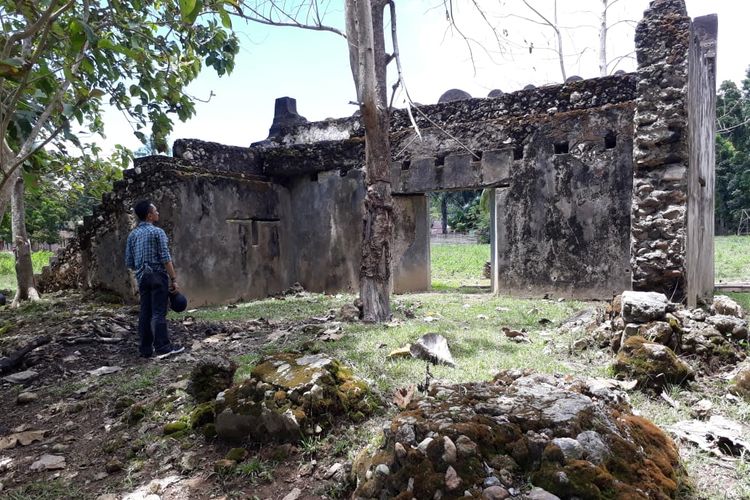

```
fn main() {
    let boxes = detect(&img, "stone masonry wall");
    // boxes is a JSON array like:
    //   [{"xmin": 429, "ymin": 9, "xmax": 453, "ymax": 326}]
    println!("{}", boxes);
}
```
[{"xmin": 630, "ymin": 0, "xmax": 692, "ymax": 299}]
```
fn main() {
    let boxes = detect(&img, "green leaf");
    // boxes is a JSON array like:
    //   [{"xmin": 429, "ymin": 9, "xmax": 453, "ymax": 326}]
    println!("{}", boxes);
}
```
[
  {"xmin": 219, "ymin": 8, "xmax": 232, "ymax": 29},
  {"xmin": 0, "ymin": 58, "xmax": 26, "ymax": 79},
  {"xmin": 179, "ymin": 0, "xmax": 199, "ymax": 24}
]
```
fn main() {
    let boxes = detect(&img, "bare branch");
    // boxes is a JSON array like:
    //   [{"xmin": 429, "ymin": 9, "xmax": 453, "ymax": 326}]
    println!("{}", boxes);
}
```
[{"xmin": 234, "ymin": 1, "xmax": 347, "ymax": 38}]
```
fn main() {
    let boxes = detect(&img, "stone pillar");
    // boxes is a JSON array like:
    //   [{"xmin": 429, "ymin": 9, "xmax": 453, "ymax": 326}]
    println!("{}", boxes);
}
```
[{"xmin": 631, "ymin": 0, "xmax": 692, "ymax": 299}]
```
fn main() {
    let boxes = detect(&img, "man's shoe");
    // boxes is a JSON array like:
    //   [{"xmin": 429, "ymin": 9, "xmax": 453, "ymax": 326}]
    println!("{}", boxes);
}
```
[{"xmin": 155, "ymin": 344, "xmax": 185, "ymax": 360}]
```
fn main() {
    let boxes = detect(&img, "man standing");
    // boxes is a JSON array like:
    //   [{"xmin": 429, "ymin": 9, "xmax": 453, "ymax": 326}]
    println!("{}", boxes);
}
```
[{"xmin": 125, "ymin": 200, "xmax": 184, "ymax": 359}]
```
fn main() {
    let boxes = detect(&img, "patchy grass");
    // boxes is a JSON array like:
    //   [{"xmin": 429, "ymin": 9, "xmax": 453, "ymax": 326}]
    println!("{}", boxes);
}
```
[
  {"xmin": 190, "ymin": 293, "xmax": 352, "ymax": 323},
  {"xmin": 2, "ymin": 480, "xmax": 84, "ymax": 500},
  {"xmin": 430, "ymin": 243, "xmax": 490, "ymax": 290},
  {"xmin": 0, "ymin": 250, "xmax": 52, "ymax": 292},
  {"xmin": 715, "ymin": 235, "xmax": 750, "ymax": 283},
  {"xmin": 235, "ymin": 458, "xmax": 275, "ymax": 484},
  {"xmin": 726, "ymin": 292, "xmax": 750, "ymax": 314}
]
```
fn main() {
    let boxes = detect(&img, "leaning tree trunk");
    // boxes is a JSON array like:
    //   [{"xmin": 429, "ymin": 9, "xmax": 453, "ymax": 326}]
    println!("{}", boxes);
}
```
[
  {"xmin": 11, "ymin": 175, "xmax": 39, "ymax": 306},
  {"xmin": 346, "ymin": 0, "xmax": 393, "ymax": 322}
]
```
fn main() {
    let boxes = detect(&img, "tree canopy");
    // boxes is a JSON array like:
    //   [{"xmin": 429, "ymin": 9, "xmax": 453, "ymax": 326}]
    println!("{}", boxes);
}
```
[{"xmin": 716, "ymin": 71, "xmax": 750, "ymax": 234}]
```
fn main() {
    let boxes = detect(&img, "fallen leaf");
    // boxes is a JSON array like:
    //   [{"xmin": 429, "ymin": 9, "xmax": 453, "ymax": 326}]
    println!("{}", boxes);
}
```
[
  {"xmin": 387, "ymin": 345, "xmax": 413, "ymax": 360},
  {"xmin": 501, "ymin": 327, "xmax": 531, "ymax": 343},
  {"xmin": 394, "ymin": 385, "xmax": 415, "ymax": 409}
]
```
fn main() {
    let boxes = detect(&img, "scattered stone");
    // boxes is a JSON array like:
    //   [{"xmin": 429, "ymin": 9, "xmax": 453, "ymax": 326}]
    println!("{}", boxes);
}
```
[
  {"xmin": 105, "ymin": 459, "xmax": 124, "ymax": 473},
  {"xmin": 338, "ymin": 303, "xmax": 360, "ymax": 322},
  {"xmin": 445, "ymin": 465, "xmax": 461, "ymax": 491},
  {"xmin": 187, "ymin": 355, "xmax": 237, "ymax": 403},
  {"xmin": 483, "ymin": 485, "xmax": 510, "ymax": 500},
  {"xmin": 455, "ymin": 435, "xmax": 478, "ymax": 457},
  {"xmin": 691, "ymin": 399, "xmax": 713, "ymax": 419},
  {"xmin": 612, "ymin": 336, "xmax": 693, "ymax": 391},
  {"xmin": 621, "ymin": 291, "xmax": 670, "ymax": 323},
  {"xmin": 30, "ymin": 454, "xmax": 65, "ymax": 471},
  {"xmin": 282, "ymin": 488, "xmax": 303, "ymax": 500},
  {"xmin": 16, "ymin": 392, "xmax": 38, "ymax": 405},
  {"xmin": 88, "ymin": 366, "xmax": 122, "ymax": 377},
  {"xmin": 410, "ymin": 333, "xmax": 456, "ymax": 367},
  {"xmin": 442, "ymin": 436, "xmax": 457, "ymax": 464},
  {"xmin": 527, "ymin": 487, "xmax": 561, "ymax": 500},
  {"xmin": 324, "ymin": 462, "xmax": 345, "ymax": 481},
  {"xmin": 3, "ymin": 370, "xmax": 38, "ymax": 384},
  {"xmin": 96, "ymin": 495, "xmax": 118, "ymax": 500},
  {"xmin": 707, "ymin": 315, "xmax": 748, "ymax": 340},
  {"xmin": 51, "ymin": 443, "xmax": 68, "ymax": 453},
  {"xmin": 712, "ymin": 295, "xmax": 745, "ymax": 318}
]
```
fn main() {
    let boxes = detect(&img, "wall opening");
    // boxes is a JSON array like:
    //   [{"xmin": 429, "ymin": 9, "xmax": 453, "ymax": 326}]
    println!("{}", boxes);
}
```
[
  {"xmin": 554, "ymin": 141, "xmax": 569, "ymax": 155},
  {"xmin": 428, "ymin": 190, "xmax": 491, "ymax": 293},
  {"xmin": 605, "ymin": 131, "xmax": 617, "ymax": 149}
]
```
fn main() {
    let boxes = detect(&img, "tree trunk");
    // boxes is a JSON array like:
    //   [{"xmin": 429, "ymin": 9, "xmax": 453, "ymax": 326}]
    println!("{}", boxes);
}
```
[
  {"xmin": 11, "ymin": 174, "xmax": 39, "ymax": 306},
  {"xmin": 346, "ymin": 0, "xmax": 393, "ymax": 323},
  {"xmin": 441, "ymin": 194, "xmax": 448, "ymax": 234},
  {"xmin": 599, "ymin": 0, "xmax": 608, "ymax": 76}
]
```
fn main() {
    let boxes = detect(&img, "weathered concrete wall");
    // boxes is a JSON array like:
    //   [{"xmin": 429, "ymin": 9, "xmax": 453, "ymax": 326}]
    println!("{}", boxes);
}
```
[
  {"xmin": 40, "ymin": 158, "xmax": 294, "ymax": 306},
  {"xmin": 392, "ymin": 195, "xmax": 430, "ymax": 293},
  {"xmin": 495, "ymin": 107, "xmax": 634, "ymax": 299},
  {"xmin": 686, "ymin": 14, "xmax": 717, "ymax": 307},
  {"xmin": 288, "ymin": 169, "xmax": 365, "ymax": 294}
]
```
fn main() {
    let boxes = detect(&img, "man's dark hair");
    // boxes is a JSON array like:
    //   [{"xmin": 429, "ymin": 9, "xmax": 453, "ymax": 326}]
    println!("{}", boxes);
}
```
[{"xmin": 134, "ymin": 200, "xmax": 152, "ymax": 221}]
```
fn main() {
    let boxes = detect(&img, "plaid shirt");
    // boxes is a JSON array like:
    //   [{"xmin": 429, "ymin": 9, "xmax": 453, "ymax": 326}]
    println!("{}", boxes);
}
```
[{"xmin": 125, "ymin": 222, "xmax": 172, "ymax": 282}]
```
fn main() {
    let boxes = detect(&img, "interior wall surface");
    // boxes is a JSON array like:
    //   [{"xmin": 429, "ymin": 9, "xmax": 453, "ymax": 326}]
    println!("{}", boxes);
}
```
[
  {"xmin": 288, "ymin": 169, "xmax": 365, "ymax": 293},
  {"xmin": 494, "ymin": 107, "xmax": 635, "ymax": 299},
  {"xmin": 392, "ymin": 195, "xmax": 430, "ymax": 294}
]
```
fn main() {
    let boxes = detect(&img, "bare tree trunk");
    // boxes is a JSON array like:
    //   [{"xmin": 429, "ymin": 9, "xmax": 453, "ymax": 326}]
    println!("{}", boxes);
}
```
[
  {"xmin": 599, "ymin": 0, "xmax": 608, "ymax": 76},
  {"xmin": 11, "ymin": 174, "xmax": 39, "ymax": 306},
  {"xmin": 553, "ymin": 0, "xmax": 565, "ymax": 81},
  {"xmin": 346, "ymin": 0, "xmax": 393, "ymax": 323}
]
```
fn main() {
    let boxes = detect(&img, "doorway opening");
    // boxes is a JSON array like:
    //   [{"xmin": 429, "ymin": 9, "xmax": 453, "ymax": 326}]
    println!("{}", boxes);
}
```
[{"xmin": 428, "ymin": 190, "xmax": 492, "ymax": 293}]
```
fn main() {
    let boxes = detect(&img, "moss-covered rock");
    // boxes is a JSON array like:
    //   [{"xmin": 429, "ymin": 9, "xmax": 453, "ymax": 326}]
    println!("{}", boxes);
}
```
[
  {"xmin": 225, "ymin": 447, "xmax": 248, "ymax": 462},
  {"xmin": 215, "ymin": 352, "xmax": 379, "ymax": 443},
  {"xmin": 188, "ymin": 356, "xmax": 237, "ymax": 403},
  {"xmin": 164, "ymin": 420, "xmax": 189, "ymax": 435},
  {"xmin": 353, "ymin": 371, "xmax": 683, "ymax": 499},
  {"xmin": 189, "ymin": 402, "xmax": 216, "ymax": 429},
  {"xmin": 612, "ymin": 336, "xmax": 694, "ymax": 391}
]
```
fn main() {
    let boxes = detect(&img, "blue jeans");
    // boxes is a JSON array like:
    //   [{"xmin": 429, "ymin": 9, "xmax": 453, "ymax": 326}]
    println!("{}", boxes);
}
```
[{"xmin": 138, "ymin": 270, "xmax": 171, "ymax": 356}]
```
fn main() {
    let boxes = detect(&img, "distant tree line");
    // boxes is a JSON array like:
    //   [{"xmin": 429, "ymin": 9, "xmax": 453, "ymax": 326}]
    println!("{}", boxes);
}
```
[{"xmin": 716, "ymin": 68, "xmax": 750, "ymax": 235}]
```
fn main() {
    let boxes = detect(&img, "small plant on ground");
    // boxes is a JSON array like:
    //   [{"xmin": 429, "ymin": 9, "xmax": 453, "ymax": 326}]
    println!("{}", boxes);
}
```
[{"xmin": 235, "ymin": 458, "xmax": 275, "ymax": 484}]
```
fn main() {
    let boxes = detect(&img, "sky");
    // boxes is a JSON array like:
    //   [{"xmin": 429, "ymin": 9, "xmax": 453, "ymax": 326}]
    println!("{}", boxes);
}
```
[{"xmin": 97, "ymin": 0, "xmax": 748, "ymax": 153}]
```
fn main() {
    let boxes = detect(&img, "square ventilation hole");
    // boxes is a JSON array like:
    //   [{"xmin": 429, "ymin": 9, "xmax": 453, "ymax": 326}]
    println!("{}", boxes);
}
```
[
  {"xmin": 554, "ymin": 141, "xmax": 569, "ymax": 155},
  {"xmin": 513, "ymin": 146, "xmax": 524, "ymax": 160},
  {"xmin": 605, "ymin": 132, "xmax": 617, "ymax": 149},
  {"xmin": 401, "ymin": 160, "xmax": 411, "ymax": 170}
]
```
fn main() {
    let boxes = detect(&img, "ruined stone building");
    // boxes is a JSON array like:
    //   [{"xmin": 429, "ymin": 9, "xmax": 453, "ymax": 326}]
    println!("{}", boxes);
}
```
[{"xmin": 39, "ymin": 0, "xmax": 717, "ymax": 308}]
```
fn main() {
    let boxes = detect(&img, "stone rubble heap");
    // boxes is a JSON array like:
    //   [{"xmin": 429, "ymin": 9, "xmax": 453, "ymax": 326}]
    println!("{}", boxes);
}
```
[
  {"xmin": 352, "ymin": 370, "xmax": 681, "ymax": 500},
  {"xmin": 213, "ymin": 353, "xmax": 379, "ymax": 443},
  {"xmin": 572, "ymin": 291, "xmax": 747, "ymax": 391}
]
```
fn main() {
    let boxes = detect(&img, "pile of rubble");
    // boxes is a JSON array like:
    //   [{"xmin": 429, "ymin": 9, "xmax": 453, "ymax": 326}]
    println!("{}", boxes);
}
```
[
  {"xmin": 572, "ymin": 292, "xmax": 747, "ymax": 390},
  {"xmin": 352, "ymin": 370, "xmax": 681, "ymax": 499}
]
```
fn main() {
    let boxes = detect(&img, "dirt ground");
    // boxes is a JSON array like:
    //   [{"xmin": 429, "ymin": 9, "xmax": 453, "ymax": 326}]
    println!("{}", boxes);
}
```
[
  {"xmin": 0, "ymin": 292, "xmax": 382, "ymax": 499},
  {"xmin": 1, "ymin": 291, "xmax": 749, "ymax": 499}
]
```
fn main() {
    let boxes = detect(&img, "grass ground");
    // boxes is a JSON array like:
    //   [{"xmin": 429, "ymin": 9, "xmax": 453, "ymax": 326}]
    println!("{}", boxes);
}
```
[
  {"xmin": 715, "ymin": 235, "xmax": 750, "ymax": 283},
  {"xmin": 0, "ymin": 250, "xmax": 52, "ymax": 292},
  {"xmin": 430, "ymin": 242, "xmax": 490, "ymax": 290}
]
